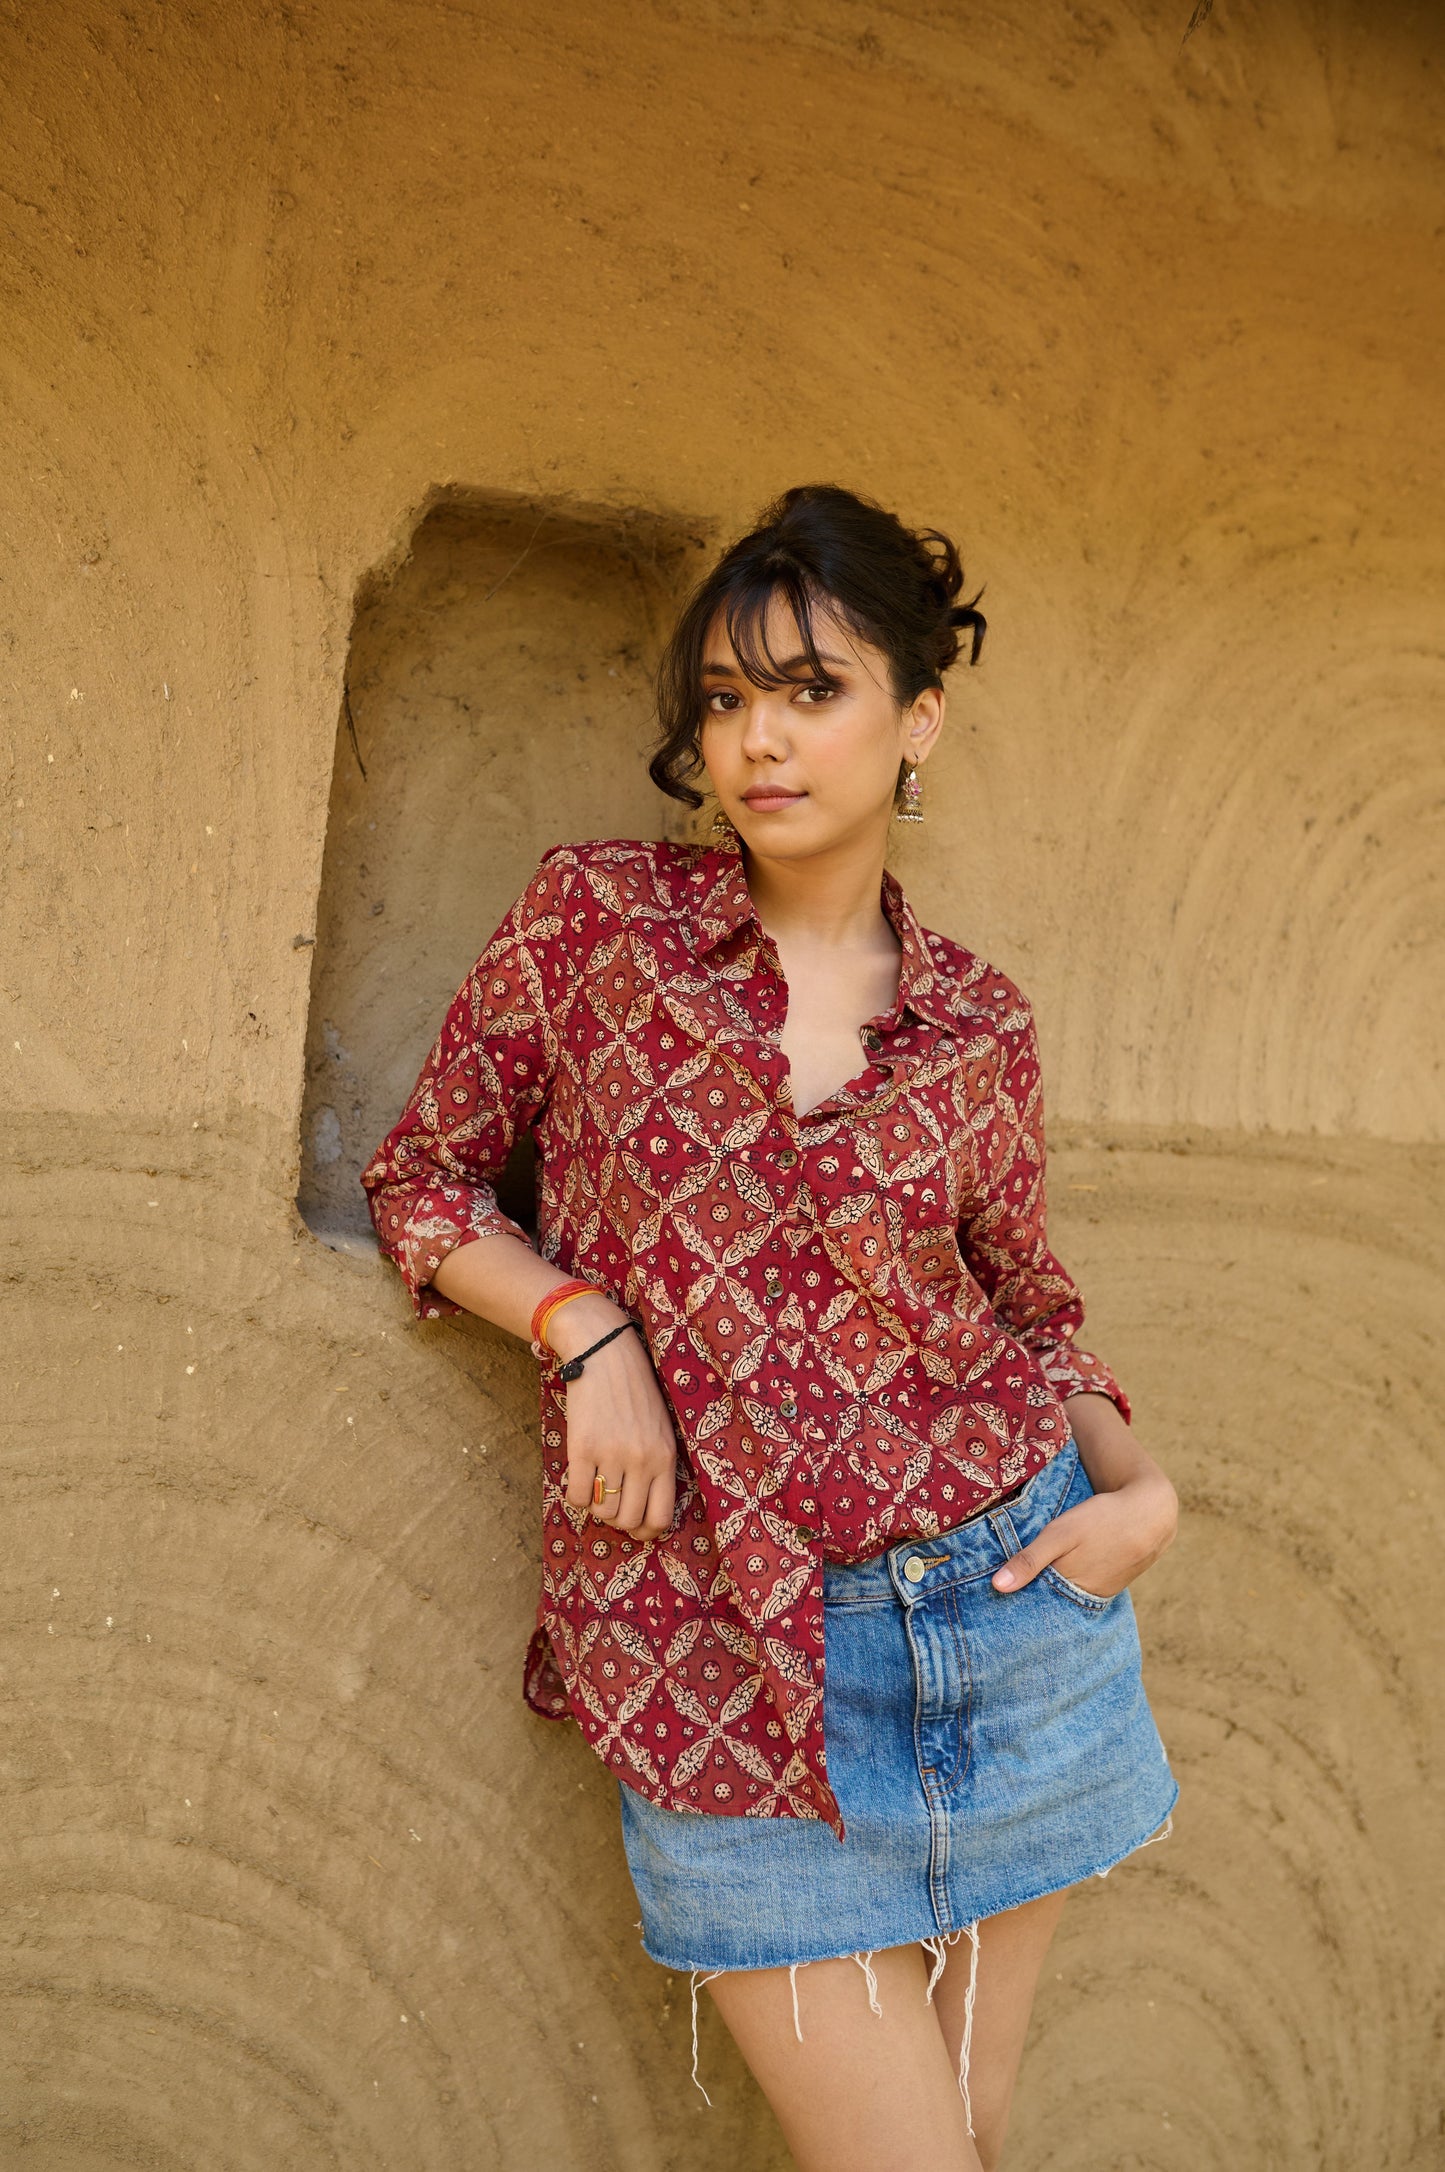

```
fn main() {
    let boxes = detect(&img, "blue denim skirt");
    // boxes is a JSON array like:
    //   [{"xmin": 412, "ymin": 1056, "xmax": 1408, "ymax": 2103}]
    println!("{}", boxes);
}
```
[{"xmin": 617, "ymin": 1434, "xmax": 1180, "ymax": 1973}]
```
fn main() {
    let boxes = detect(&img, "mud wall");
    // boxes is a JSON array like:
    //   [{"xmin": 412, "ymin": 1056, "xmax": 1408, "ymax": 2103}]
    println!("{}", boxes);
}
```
[
  {"xmin": 297, "ymin": 498, "xmax": 702, "ymax": 1245},
  {"xmin": 3, "ymin": 3, "xmax": 1442, "ymax": 2167}
]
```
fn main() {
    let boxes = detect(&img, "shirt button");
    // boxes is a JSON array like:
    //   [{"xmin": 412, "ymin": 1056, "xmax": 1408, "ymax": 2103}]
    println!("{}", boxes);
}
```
[
  {"xmin": 776, "ymin": 1147, "xmax": 798, "ymax": 1168},
  {"xmin": 862, "ymin": 1028, "xmax": 882, "ymax": 1053},
  {"xmin": 797, "ymin": 1524, "xmax": 817, "ymax": 1543},
  {"xmin": 780, "ymin": 1397, "xmax": 798, "ymax": 1419}
]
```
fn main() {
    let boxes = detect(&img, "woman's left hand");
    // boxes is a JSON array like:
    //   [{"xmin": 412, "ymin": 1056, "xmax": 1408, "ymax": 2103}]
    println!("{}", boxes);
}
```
[
  {"xmin": 991, "ymin": 1391, "xmax": 1178, "ymax": 1599},
  {"xmin": 990, "ymin": 1472, "xmax": 1178, "ymax": 1600}
]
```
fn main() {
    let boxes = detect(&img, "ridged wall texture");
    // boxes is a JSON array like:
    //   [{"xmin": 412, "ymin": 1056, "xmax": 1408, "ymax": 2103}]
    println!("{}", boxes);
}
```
[{"xmin": 3, "ymin": 2, "xmax": 1442, "ymax": 2166}]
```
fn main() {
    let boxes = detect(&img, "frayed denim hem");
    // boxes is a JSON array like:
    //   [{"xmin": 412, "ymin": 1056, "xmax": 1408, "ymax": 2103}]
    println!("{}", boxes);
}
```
[
  {"xmin": 679, "ymin": 1921, "xmax": 984, "ymax": 2132},
  {"xmin": 653, "ymin": 1791, "xmax": 1179, "ymax": 2129}
]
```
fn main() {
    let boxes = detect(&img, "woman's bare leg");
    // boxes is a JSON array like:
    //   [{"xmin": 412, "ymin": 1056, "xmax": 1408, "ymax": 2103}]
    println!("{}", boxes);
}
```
[
  {"xmin": 929, "ymin": 1887, "xmax": 1071, "ymax": 2172},
  {"xmin": 706, "ymin": 1941, "xmax": 982, "ymax": 2172},
  {"xmin": 703, "ymin": 1888, "xmax": 1072, "ymax": 2172}
]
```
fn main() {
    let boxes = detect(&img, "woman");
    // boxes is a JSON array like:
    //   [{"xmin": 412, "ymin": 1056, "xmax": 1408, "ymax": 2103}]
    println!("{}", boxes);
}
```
[{"xmin": 360, "ymin": 483, "xmax": 1180, "ymax": 2172}]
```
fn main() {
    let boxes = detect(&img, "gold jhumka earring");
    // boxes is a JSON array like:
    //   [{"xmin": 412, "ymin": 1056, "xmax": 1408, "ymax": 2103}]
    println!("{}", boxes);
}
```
[
  {"xmin": 896, "ymin": 759, "xmax": 924, "ymax": 824},
  {"xmin": 710, "ymin": 806, "xmax": 737, "ymax": 841}
]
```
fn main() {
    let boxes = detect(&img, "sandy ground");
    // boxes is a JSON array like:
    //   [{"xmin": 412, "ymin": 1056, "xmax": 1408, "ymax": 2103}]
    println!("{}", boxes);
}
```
[{"xmin": 3, "ymin": 2, "xmax": 1443, "ymax": 2166}]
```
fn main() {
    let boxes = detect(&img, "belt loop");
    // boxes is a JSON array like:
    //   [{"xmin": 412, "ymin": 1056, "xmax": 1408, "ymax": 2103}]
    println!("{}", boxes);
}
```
[{"xmin": 986, "ymin": 1505, "xmax": 1021, "ymax": 1558}]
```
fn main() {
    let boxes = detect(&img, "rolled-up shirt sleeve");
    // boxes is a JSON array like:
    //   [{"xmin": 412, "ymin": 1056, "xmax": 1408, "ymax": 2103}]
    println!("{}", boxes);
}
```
[
  {"xmin": 958, "ymin": 995, "xmax": 1132, "ymax": 1424},
  {"xmin": 359, "ymin": 847, "xmax": 576, "ymax": 1320}
]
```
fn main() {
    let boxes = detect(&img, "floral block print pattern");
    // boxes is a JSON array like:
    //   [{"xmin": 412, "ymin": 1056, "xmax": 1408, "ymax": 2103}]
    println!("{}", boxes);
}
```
[{"xmin": 360, "ymin": 834, "xmax": 1129, "ymax": 1835}]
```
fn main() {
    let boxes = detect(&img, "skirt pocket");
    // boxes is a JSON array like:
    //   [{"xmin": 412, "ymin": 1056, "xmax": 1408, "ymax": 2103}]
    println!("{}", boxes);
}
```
[{"xmin": 1041, "ymin": 1561, "xmax": 1119, "ymax": 1613}]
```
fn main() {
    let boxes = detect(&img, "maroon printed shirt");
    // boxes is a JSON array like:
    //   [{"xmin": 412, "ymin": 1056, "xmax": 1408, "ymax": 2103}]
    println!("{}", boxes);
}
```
[{"xmin": 360, "ymin": 833, "xmax": 1130, "ymax": 1837}]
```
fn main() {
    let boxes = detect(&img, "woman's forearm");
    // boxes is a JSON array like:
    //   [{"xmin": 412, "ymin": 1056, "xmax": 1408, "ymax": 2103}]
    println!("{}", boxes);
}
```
[
  {"xmin": 428, "ymin": 1231, "xmax": 675, "ymax": 1540},
  {"xmin": 1063, "ymin": 1389, "xmax": 1172, "ymax": 1499},
  {"xmin": 428, "ymin": 1231, "xmax": 626, "ymax": 1356}
]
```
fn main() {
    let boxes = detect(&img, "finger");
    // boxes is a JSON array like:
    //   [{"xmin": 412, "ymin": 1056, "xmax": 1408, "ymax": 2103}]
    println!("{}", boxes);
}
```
[
  {"xmin": 993, "ymin": 1508, "xmax": 1082, "ymax": 1591},
  {"xmin": 572, "ymin": 1465, "xmax": 624, "ymax": 1520},
  {"xmin": 564, "ymin": 1460, "xmax": 599, "ymax": 1512},
  {"xmin": 650, "ymin": 1466, "xmax": 677, "ymax": 1534},
  {"xmin": 627, "ymin": 1468, "xmax": 677, "ymax": 1543},
  {"xmin": 993, "ymin": 1533, "xmax": 1066, "ymax": 1590},
  {"xmin": 563, "ymin": 1465, "xmax": 589, "ymax": 1510},
  {"xmin": 614, "ymin": 1465, "xmax": 652, "ymax": 1535},
  {"xmin": 590, "ymin": 1472, "xmax": 626, "ymax": 1523},
  {"xmin": 992, "ymin": 1547, "xmax": 1041, "ymax": 1592}
]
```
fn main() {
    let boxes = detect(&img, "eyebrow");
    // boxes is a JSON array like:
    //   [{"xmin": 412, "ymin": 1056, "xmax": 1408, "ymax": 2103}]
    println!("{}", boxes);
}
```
[{"xmin": 701, "ymin": 651, "xmax": 851, "ymax": 677}]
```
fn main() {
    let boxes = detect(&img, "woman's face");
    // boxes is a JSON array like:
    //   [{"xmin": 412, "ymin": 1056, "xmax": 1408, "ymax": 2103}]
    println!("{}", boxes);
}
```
[{"xmin": 697, "ymin": 589, "xmax": 944, "ymax": 863}]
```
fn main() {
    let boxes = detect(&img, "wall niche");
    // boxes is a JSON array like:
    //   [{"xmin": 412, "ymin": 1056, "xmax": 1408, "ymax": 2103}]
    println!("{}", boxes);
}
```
[{"xmin": 299, "ymin": 491, "xmax": 708, "ymax": 1251}]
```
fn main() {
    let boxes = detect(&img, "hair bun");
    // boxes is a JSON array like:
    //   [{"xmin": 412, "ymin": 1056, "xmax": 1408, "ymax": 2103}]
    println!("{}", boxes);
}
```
[{"xmin": 949, "ymin": 599, "xmax": 987, "ymax": 667}]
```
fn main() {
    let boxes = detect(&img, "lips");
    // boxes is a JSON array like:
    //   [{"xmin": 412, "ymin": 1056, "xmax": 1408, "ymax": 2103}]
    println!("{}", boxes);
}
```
[{"xmin": 741, "ymin": 788, "xmax": 806, "ymax": 810}]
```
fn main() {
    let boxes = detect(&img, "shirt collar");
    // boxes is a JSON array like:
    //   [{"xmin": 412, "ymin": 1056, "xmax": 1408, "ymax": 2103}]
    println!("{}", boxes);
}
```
[{"xmin": 687, "ymin": 827, "xmax": 963, "ymax": 1035}]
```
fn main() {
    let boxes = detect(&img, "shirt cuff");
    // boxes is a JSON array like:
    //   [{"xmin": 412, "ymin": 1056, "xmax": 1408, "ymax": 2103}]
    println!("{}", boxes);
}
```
[
  {"xmin": 369, "ymin": 1186, "xmax": 533, "ymax": 1320},
  {"xmin": 1036, "ymin": 1344, "xmax": 1133, "ymax": 1426}
]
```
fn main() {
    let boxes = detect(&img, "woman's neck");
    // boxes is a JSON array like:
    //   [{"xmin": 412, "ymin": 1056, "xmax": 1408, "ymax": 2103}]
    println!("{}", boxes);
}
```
[{"xmin": 740, "ymin": 834, "xmax": 893, "ymax": 953}]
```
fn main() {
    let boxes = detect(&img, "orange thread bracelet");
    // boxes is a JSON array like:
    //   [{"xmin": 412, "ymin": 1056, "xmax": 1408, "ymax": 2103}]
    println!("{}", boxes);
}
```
[{"xmin": 530, "ymin": 1279, "xmax": 596, "ymax": 1354}]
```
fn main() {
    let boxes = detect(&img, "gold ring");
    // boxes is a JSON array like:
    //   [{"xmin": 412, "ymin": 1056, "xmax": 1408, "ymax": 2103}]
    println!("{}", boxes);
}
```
[{"xmin": 591, "ymin": 1474, "xmax": 622, "ymax": 1507}]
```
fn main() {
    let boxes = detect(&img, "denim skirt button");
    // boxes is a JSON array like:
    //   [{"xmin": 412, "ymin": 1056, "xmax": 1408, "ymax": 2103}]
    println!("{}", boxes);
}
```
[{"xmin": 903, "ymin": 1557, "xmax": 928, "ymax": 1583}]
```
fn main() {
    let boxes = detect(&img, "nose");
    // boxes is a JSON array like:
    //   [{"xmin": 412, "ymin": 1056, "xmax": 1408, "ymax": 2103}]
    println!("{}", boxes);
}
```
[{"xmin": 739, "ymin": 692, "xmax": 792, "ymax": 764}]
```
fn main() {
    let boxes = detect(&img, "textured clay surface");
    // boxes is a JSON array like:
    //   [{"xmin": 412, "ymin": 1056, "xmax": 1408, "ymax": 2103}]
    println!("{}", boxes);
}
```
[{"xmin": 3, "ymin": 2, "xmax": 1442, "ymax": 2167}]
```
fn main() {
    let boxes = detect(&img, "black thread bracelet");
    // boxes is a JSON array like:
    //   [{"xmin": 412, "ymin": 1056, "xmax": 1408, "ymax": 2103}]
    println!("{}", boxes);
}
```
[{"xmin": 557, "ymin": 1316, "xmax": 645, "ymax": 1382}]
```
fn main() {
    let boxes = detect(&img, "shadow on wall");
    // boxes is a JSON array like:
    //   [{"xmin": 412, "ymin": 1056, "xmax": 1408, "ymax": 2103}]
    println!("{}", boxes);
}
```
[{"xmin": 298, "ymin": 490, "xmax": 710, "ymax": 1252}]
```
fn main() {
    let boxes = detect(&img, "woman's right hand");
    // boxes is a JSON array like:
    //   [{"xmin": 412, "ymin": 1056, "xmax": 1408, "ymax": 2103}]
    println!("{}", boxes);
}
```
[{"xmin": 547, "ymin": 1297, "xmax": 679, "ymax": 1542}]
